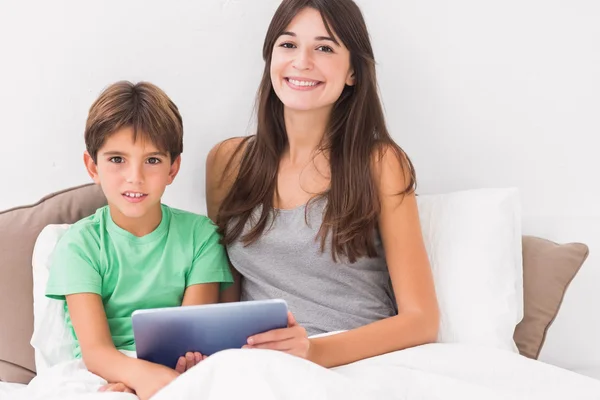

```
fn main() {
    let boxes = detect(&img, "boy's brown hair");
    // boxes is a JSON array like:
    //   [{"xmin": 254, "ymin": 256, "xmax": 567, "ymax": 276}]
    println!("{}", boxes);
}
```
[{"xmin": 85, "ymin": 81, "xmax": 183, "ymax": 164}]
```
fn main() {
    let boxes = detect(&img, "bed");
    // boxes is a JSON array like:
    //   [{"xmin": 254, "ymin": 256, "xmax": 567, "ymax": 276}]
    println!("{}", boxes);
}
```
[
  {"xmin": 0, "ymin": 382, "xmax": 26, "ymax": 396},
  {"xmin": 1, "ymin": 184, "xmax": 598, "ymax": 399}
]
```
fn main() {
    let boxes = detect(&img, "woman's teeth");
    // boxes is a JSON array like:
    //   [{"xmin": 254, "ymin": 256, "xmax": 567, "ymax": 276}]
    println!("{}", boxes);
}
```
[{"xmin": 288, "ymin": 79, "xmax": 319, "ymax": 87}]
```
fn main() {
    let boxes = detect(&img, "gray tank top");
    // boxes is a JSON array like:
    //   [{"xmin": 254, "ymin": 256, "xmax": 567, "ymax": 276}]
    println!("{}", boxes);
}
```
[{"xmin": 226, "ymin": 197, "xmax": 397, "ymax": 336}]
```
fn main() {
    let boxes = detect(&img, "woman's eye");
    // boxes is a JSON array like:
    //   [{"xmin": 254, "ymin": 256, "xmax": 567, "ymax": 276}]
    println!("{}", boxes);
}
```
[
  {"xmin": 147, "ymin": 157, "xmax": 161, "ymax": 165},
  {"xmin": 280, "ymin": 42, "xmax": 296, "ymax": 49},
  {"xmin": 109, "ymin": 156, "xmax": 124, "ymax": 163},
  {"xmin": 317, "ymin": 45, "xmax": 334, "ymax": 53}
]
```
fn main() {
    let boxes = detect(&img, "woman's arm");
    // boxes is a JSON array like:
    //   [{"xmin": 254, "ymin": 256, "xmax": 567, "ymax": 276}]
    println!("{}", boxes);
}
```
[
  {"xmin": 248, "ymin": 146, "xmax": 440, "ymax": 368},
  {"xmin": 205, "ymin": 138, "xmax": 247, "ymax": 303},
  {"xmin": 311, "ymin": 146, "xmax": 439, "ymax": 367},
  {"xmin": 66, "ymin": 293, "xmax": 179, "ymax": 399}
]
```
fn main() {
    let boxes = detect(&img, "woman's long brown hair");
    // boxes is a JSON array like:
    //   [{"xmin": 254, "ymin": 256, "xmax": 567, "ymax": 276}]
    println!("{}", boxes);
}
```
[{"xmin": 217, "ymin": 0, "xmax": 416, "ymax": 263}]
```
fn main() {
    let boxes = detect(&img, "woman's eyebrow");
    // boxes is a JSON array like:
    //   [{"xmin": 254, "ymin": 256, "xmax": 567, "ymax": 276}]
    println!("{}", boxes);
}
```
[{"xmin": 280, "ymin": 31, "xmax": 340, "ymax": 46}]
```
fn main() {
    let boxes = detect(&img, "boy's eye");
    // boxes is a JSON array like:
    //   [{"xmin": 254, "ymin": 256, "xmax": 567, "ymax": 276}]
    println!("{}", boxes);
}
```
[
  {"xmin": 109, "ymin": 156, "xmax": 124, "ymax": 164},
  {"xmin": 147, "ymin": 157, "xmax": 161, "ymax": 165},
  {"xmin": 317, "ymin": 45, "xmax": 333, "ymax": 53},
  {"xmin": 280, "ymin": 42, "xmax": 296, "ymax": 49}
]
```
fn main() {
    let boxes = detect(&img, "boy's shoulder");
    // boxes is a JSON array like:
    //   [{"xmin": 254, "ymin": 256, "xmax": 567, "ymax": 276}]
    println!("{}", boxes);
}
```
[
  {"xmin": 51, "ymin": 206, "xmax": 108, "ymax": 261},
  {"xmin": 164, "ymin": 205, "xmax": 218, "ymax": 236},
  {"xmin": 166, "ymin": 205, "xmax": 213, "ymax": 224},
  {"xmin": 59, "ymin": 206, "xmax": 108, "ymax": 245}
]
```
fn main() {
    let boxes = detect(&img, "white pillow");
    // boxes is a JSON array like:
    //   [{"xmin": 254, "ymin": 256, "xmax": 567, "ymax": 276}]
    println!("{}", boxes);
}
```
[
  {"xmin": 30, "ymin": 223, "xmax": 75, "ymax": 373},
  {"xmin": 416, "ymin": 187, "xmax": 523, "ymax": 352}
]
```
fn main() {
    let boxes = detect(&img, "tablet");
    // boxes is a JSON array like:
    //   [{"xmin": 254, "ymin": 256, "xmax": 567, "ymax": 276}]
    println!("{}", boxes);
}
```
[{"xmin": 131, "ymin": 299, "xmax": 288, "ymax": 368}]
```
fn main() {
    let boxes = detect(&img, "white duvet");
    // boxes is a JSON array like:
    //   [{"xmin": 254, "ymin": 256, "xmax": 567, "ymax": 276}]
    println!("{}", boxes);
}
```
[{"xmin": 4, "ymin": 343, "xmax": 600, "ymax": 400}]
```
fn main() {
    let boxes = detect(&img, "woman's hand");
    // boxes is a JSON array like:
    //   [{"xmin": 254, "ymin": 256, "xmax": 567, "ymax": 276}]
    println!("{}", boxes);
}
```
[{"xmin": 244, "ymin": 312, "xmax": 311, "ymax": 359}]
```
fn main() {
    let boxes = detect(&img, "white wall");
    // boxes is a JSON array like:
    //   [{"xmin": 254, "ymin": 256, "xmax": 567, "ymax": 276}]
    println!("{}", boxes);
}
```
[{"xmin": 1, "ymin": 0, "xmax": 598, "ymax": 370}]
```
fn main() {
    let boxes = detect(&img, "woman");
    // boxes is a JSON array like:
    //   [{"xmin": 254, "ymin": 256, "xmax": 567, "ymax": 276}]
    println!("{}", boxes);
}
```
[{"xmin": 206, "ymin": 0, "xmax": 439, "ymax": 369}]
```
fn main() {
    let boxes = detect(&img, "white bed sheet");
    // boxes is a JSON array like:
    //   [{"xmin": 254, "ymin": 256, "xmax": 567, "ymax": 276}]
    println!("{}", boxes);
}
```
[
  {"xmin": 339, "ymin": 343, "xmax": 600, "ymax": 399},
  {"xmin": 572, "ymin": 367, "xmax": 600, "ymax": 381},
  {"xmin": 0, "ymin": 382, "xmax": 26, "ymax": 397},
  {"xmin": 5, "ymin": 344, "xmax": 600, "ymax": 400}
]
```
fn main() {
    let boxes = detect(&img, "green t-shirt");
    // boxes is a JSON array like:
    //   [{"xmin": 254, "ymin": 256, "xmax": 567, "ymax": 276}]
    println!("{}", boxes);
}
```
[{"xmin": 46, "ymin": 204, "xmax": 233, "ymax": 358}]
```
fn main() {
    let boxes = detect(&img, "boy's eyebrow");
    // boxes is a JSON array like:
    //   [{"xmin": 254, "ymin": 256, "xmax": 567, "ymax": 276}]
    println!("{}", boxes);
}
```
[
  {"xmin": 145, "ymin": 151, "xmax": 168, "ymax": 157},
  {"xmin": 102, "ymin": 151, "xmax": 127, "ymax": 156},
  {"xmin": 102, "ymin": 150, "xmax": 168, "ymax": 157},
  {"xmin": 280, "ymin": 31, "xmax": 340, "ymax": 46}
]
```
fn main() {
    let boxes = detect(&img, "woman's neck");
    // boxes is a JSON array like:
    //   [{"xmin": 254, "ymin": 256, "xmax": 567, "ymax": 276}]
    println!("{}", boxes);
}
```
[{"xmin": 283, "ymin": 106, "xmax": 330, "ymax": 164}]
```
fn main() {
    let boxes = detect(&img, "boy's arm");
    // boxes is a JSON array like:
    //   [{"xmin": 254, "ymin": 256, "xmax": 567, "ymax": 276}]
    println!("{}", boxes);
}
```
[
  {"xmin": 181, "ymin": 283, "xmax": 219, "ymax": 306},
  {"xmin": 67, "ymin": 293, "xmax": 179, "ymax": 399},
  {"xmin": 219, "ymin": 266, "xmax": 241, "ymax": 303}
]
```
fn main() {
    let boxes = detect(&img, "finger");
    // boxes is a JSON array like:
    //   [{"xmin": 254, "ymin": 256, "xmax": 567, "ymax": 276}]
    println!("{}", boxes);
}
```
[
  {"xmin": 115, "ymin": 383, "xmax": 134, "ymax": 393},
  {"xmin": 113, "ymin": 383, "xmax": 126, "ymax": 392},
  {"xmin": 101, "ymin": 383, "xmax": 123, "ymax": 392},
  {"xmin": 175, "ymin": 356, "xmax": 186, "ymax": 373},
  {"xmin": 287, "ymin": 311, "xmax": 297, "ymax": 327},
  {"xmin": 247, "ymin": 338, "xmax": 296, "ymax": 352},
  {"xmin": 98, "ymin": 384, "xmax": 110, "ymax": 392},
  {"xmin": 194, "ymin": 352, "xmax": 202, "ymax": 364},
  {"xmin": 248, "ymin": 327, "xmax": 296, "ymax": 345},
  {"xmin": 186, "ymin": 352, "xmax": 195, "ymax": 370},
  {"xmin": 202, "ymin": 354, "xmax": 208, "ymax": 360}
]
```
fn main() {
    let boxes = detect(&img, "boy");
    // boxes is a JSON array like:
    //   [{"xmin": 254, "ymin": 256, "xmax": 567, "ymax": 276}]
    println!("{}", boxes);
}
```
[{"xmin": 45, "ymin": 81, "xmax": 233, "ymax": 399}]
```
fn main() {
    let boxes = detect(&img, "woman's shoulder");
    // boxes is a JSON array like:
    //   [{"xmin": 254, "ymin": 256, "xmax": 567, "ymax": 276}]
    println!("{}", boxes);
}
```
[
  {"xmin": 207, "ymin": 136, "xmax": 248, "ymax": 165},
  {"xmin": 370, "ymin": 142, "xmax": 416, "ymax": 196},
  {"xmin": 206, "ymin": 136, "xmax": 252, "ymax": 179},
  {"xmin": 205, "ymin": 136, "xmax": 253, "ymax": 218}
]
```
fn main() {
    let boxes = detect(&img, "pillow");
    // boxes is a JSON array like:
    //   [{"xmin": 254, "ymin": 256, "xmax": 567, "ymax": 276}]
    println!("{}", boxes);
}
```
[
  {"xmin": 31, "ymin": 224, "xmax": 74, "ymax": 374},
  {"xmin": 33, "ymin": 221, "xmax": 143, "ymax": 372},
  {"xmin": 513, "ymin": 235, "xmax": 588, "ymax": 359},
  {"xmin": 0, "ymin": 183, "xmax": 106, "ymax": 383},
  {"xmin": 416, "ymin": 188, "xmax": 523, "ymax": 352}
]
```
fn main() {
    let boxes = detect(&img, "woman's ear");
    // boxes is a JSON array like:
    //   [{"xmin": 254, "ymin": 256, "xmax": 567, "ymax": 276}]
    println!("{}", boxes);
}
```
[{"xmin": 346, "ymin": 70, "xmax": 356, "ymax": 86}]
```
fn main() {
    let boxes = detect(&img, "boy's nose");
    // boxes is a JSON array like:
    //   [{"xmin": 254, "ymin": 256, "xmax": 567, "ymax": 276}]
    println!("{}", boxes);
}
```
[{"xmin": 125, "ymin": 166, "xmax": 144, "ymax": 184}]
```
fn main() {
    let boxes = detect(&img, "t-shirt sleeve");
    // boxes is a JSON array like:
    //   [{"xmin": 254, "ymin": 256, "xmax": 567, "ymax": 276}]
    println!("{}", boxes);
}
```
[
  {"xmin": 186, "ymin": 218, "xmax": 234, "ymax": 290},
  {"xmin": 46, "ymin": 227, "xmax": 102, "ymax": 300}
]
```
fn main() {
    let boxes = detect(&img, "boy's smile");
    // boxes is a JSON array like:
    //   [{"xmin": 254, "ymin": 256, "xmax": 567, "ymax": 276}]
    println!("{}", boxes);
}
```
[
  {"xmin": 122, "ymin": 191, "xmax": 148, "ymax": 203},
  {"xmin": 84, "ymin": 126, "xmax": 181, "ymax": 236}
]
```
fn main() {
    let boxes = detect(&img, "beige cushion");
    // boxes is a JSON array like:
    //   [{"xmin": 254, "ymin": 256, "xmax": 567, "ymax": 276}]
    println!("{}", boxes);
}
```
[
  {"xmin": 514, "ymin": 235, "xmax": 589, "ymax": 359},
  {"xmin": 0, "ymin": 184, "xmax": 106, "ymax": 383}
]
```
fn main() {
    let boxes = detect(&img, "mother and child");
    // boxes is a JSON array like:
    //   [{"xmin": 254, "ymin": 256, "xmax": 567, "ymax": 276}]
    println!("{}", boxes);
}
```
[{"xmin": 43, "ymin": 0, "xmax": 439, "ymax": 398}]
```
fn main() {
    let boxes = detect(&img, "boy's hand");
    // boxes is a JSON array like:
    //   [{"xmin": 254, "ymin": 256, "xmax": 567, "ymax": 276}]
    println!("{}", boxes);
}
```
[
  {"xmin": 175, "ymin": 351, "xmax": 207, "ymax": 373},
  {"xmin": 132, "ymin": 363, "xmax": 180, "ymax": 400},
  {"xmin": 99, "ymin": 382, "xmax": 135, "ymax": 393},
  {"xmin": 99, "ymin": 352, "xmax": 208, "ymax": 399}
]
